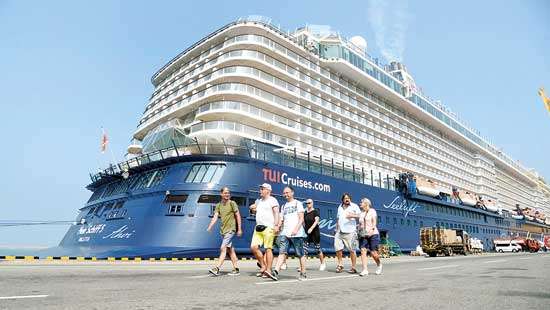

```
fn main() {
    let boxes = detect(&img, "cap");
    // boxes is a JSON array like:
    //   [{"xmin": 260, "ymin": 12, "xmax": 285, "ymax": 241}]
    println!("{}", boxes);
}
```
[
  {"xmin": 259, "ymin": 183, "xmax": 272, "ymax": 191},
  {"xmin": 305, "ymin": 198, "xmax": 313, "ymax": 204}
]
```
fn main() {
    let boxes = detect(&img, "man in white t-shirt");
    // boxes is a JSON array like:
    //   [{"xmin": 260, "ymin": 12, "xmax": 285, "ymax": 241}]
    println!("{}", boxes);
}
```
[
  {"xmin": 249, "ymin": 183, "xmax": 280, "ymax": 280},
  {"xmin": 334, "ymin": 192, "xmax": 360, "ymax": 274},
  {"xmin": 273, "ymin": 186, "xmax": 307, "ymax": 280}
]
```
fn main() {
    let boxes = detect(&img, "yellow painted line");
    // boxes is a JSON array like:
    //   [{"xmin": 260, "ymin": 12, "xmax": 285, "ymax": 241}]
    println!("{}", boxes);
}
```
[
  {"xmin": 76, "ymin": 257, "xmax": 85, "ymax": 261},
  {"xmin": 61, "ymin": 256, "xmax": 69, "ymax": 261},
  {"xmin": 160, "ymin": 257, "xmax": 166, "ymax": 261},
  {"xmin": 171, "ymin": 257, "xmax": 179, "ymax": 261},
  {"xmin": 121, "ymin": 257, "xmax": 129, "ymax": 261},
  {"xmin": 46, "ymin": 256, "xmax": 53, "ymax": 261},
  {"xmin": 180, "ymin": 258, "xmax": 186, "ymax": 262},
  {"xmin": 107, "ymin": 257, "xmax": 115, "ymax": 261},
  {"xmin": 5, "ymin": 256, "xmax": 15, "ymax": 260},
  {"xmin": 194, "ymin": 257, "xmax": 200, "ymax": 261},
  {"xmin": 24, "ymin": 256, "xmax": 35, "ymax": 261},
  {"xmin": 134, "ymin": 257, "xmax": 142, "ymax": 262},
  {"xmin": 149, "ymin": 258, "xmax": 156, "ymax": 262},
  {"xmin": 91, "ymin": 257, "xmax": 97, "ymax": 261}
]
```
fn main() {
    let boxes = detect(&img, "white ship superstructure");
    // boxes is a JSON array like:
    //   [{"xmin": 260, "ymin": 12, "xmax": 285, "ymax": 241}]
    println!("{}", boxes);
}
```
[{"xmin": 131, "ymin": 16, "xmax": 550, "ymax": 215}]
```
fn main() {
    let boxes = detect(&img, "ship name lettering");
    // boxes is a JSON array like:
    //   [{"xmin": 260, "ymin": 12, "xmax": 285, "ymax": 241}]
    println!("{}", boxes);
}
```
[
  {"xmin": 383, "ymin": 196, "xmax": 419, "ymax": 217},
  {"xmin": 102, "ymin": 225, "xmax": 134, "ymax": 239},
  {"xmin": 78, "ymin": 224, "xmax": 106, "ymax": 235}
]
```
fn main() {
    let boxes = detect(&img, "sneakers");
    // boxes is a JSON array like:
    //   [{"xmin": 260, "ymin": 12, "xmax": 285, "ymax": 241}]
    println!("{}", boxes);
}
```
[
  {"xmin": 319, "ymin": 263, "xmax": 326, "ymax": 271},
  {"xmin": 359, "ymin": 269, "xmax": 369, "ymax": 277},
  {"xmin": 208, "ymin": 267, "xmax": 220, "ymax": 276},
  {"xmin": 264, "ymin": 271, "xmax": 278, "ymax": 281},
  {"xmin": 298, "ymin": 272, "xmax": 307, "ymax": 281},
  {"xmin": 281, "ymin": 263, "xmax": 288, "ymax": 270},
  {"xmin": 375, "ymin": 264, "xmax": 383, "ymax": 275},
  {"xmin": 228, "ymin": 268, "xmax": 240, "ymax": 276}
]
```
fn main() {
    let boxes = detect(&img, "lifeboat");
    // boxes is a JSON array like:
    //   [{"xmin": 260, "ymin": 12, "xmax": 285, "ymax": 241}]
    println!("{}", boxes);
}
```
[
  {"xmin": 127, "ymin": 144, "xmax": 143, "ymax": 155},
  {"xmin": 534, "ymin": 210, "xmax": 546, "ymax": 223},
  {"xmin": 484, "ymin": 199, "xmax": 499, "ymax": 213},
  {"xmin": 458, "ymin": 191, "xmax": 477, "ymax": 206},
  {"xmin": 416, "ymin": 178, "xmax": 440, "ymax": 197}
]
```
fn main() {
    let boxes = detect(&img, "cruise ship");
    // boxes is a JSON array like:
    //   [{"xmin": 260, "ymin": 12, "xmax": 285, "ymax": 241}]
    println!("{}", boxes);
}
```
[{"xmin": 48, "ymin": 16, "xmax": 550, "ymax": 258}]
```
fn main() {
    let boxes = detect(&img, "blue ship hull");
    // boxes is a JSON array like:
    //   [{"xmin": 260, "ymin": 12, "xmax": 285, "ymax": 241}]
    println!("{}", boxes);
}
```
[{"xmin": 46, "ymin": 154, "xmax": 541, "ymax": 258}]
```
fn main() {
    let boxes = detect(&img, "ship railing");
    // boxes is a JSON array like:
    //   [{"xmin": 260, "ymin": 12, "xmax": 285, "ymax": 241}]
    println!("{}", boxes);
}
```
[{"xmin": 89, "ymin": 139, "xmax": 397, "ymax": 192}]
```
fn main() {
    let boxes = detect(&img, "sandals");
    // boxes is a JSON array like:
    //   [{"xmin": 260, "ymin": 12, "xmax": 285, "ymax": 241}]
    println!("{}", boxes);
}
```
[
  {"xmin": 348, "ymin": 268, "xmax": 358, "ymax": 274},
  {"xmin": 336, "ymin": 265, "xmax": 344, "ymax": 273}
]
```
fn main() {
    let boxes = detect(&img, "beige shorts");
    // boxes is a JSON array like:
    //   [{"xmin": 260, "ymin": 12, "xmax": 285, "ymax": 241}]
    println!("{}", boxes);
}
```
[{"xmin": 334, "ymin": 231, "xmax": 358, "ymax": 252}]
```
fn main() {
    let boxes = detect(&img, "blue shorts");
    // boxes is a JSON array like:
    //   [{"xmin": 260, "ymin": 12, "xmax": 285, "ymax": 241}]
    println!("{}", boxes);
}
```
[
  {"xmin": 360, "ymin": 234, "xmax": 380, "ymax": 252},
  {"xmin": 278, "ymin": 236, "xmax": 305, "ymax": 257},
  {"xmin": 304, "ymin": 241, "xmax": 322, "ymax": 255}
]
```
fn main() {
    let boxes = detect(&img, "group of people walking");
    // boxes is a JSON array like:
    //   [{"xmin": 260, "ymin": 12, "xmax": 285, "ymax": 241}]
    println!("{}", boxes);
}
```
[{"xmin": 206, "ymin": 183, "xmax": 382, "ymax": 280}]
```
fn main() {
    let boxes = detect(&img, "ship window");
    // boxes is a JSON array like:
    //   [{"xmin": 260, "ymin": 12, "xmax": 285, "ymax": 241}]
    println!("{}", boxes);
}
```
[
  {"xmin": 185, "ymin": 165, "xmax": 201, "ymax": 182},
  {"xmin": 386, "ymin": 216, "xmax": 390, "ymax": 224},
  {"xmin": 102, "ymin": 204, "xmax": 113, "ymax": 217},
  {"xmin": 185, "ymin": 164, "xmax": 227, "ymax": 183},
  {"xmin": 132, "ymin": 170, "xmax": 156, "ymax": 190},
  {"xmin": 167, "ymin": 204, "xmax": 184, "ymax": 215},
  {"xmin": 165, "ymin": 194, "xmax": 189, "ymax": 203},
  {"xmin": 400, "ymin": 219, "xmax": 404, "ymax": 226},
  {"xmin": 149, "ymin": 168, "xmax": 167, "ymax": 187},
  {"xmin": 192, "ymin": 165, "xmax": 209, "ymax": 182},
  {"xmin": 327, "ymin": 209, "xmax": 334, "ymax": 219},
  {"xmin": 88, "ymin": 186, "xmax": 106, "ymax": 203},
  {"xmin": 198, "ymin": 195, "xmax": 221, "ymax": 204},
  {"xmin": 94, "ymin": 206, "xmax": 103, "ymax": 216},
  {"xmin": 106, "ymin": 201, "xmax": 126, "ymax": 220},
  {"xmin": 414, "ymin": 220, "xmax": 417, "ymax": 226},
  {"xmin": 420, "ymin": 221, "xmax": 423, "ymax": 227},
  {"xmin": 407, "ymin": 219, "xmax": 411, "ymax": 226}
]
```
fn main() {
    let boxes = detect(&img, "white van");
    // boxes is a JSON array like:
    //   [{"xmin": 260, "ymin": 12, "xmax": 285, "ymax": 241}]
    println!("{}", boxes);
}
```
[{"xmin": 494, "ymin": 241, "xmax": 522, "ymax": 253}]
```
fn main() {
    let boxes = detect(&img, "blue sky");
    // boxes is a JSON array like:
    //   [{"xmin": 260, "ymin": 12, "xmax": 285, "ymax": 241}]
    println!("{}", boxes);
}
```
[{"xmin": 0, "ymin": 0, "xmax": 549, "ymax": 247}]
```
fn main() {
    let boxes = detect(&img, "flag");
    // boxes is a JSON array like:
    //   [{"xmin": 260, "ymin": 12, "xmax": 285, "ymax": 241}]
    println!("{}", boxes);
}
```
[
  {"xmin": 538, "ymin": 87, "xmax": 550, "ymax": 112},
  {"xmin": 101, "ymin": 128, "xmax": 109, "ymax": 153}
]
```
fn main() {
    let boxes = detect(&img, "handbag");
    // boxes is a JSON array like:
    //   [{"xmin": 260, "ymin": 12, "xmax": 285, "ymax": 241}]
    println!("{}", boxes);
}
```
[{"xmin": 255, "ymin": 225, "xmax": 267, "ymax": 232}]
